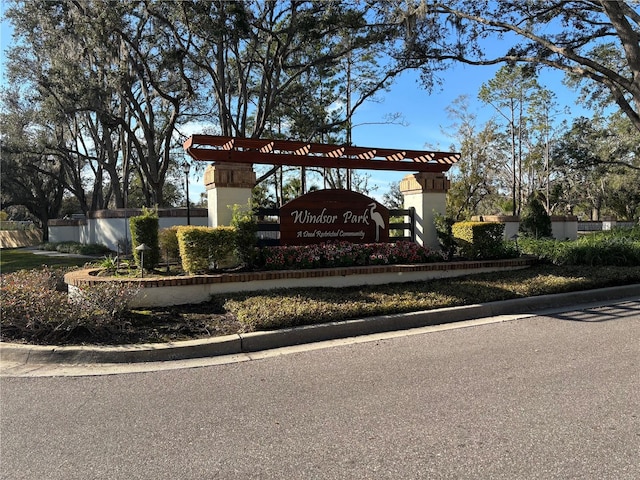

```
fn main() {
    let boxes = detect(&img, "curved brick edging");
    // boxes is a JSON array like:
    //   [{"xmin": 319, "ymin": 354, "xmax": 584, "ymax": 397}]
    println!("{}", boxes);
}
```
[{"xmin": 64, "ymin": 258, "xmax": 534, "ymax": 308}]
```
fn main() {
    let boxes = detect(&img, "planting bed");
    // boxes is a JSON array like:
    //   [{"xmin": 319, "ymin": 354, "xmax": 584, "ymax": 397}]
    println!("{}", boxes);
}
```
[{"xmin": 65, "ymin": 258, "xmax": 534, "ymax": 308}]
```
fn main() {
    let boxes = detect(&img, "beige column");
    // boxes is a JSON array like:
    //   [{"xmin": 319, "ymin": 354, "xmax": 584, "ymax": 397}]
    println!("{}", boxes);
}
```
[
  {"xmin": 204, "ymin": 163, "xmax": 256, "ymax": 227},
  {"xmin": 400, "ymin": 172, "xmax": 450, "ymax": 248}
]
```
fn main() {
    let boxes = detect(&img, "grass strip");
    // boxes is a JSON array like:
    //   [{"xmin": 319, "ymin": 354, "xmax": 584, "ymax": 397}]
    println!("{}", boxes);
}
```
[
  {"xmin": 0, "ymin": 249, "xmax": 95, "ymax": 274},
  {"xmin": 220, "ymin": 265, "xmax": 640, "ymax": 332}
]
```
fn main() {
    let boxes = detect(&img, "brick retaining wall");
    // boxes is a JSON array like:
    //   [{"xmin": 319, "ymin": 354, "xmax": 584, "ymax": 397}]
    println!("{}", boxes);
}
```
[{"xmin": 65, "ymin": 258, "xmax": 534, "ymax": 308}]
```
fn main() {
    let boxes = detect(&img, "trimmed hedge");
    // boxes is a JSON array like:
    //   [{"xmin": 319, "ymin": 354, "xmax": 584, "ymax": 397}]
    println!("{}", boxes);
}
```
[
  {"xmin": 177, "ymin": 226, "xmax": 236, "ymax": 274},
  {"xmin": 230, "ymin": 204, "xmax": 258, "ymax": 267},
  {"xmin": 158, "ymin": 226, "xmax": 180, "ymax": 263},
  {"xmin": 452, "ymin": 221, "xmax": 507, "ymax": 259},
  {"xmin": 130, "ymin": 210, "xmax": 160, "ymax": 269}
]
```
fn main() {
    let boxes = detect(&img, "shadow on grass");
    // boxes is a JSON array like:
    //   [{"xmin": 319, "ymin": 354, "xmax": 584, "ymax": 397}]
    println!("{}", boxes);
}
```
[{"xmin": 0, "ymin": 249, "xmax": 94, "ymax": 274}]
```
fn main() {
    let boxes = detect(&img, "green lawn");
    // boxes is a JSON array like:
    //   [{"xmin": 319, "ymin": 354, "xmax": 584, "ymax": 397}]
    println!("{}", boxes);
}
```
[{"xmin": 0, "ymin": 248, "xmax": 95, "ymax": 274}]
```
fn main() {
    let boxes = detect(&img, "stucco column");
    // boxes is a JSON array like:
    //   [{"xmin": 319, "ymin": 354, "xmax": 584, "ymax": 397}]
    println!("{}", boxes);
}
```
[
  {"xmin": 204, "ymin": 163, "xmax": 256, "ymax": 227},
  {"xmin": 400, "ymin": 172, "xmax": 450, "ymax": 249}
]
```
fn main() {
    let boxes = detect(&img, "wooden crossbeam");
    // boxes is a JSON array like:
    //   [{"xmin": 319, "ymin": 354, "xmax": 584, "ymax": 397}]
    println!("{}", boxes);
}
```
[{"xmin": 183, "ymin": 135, "xmax": 460, "ymax": 173}]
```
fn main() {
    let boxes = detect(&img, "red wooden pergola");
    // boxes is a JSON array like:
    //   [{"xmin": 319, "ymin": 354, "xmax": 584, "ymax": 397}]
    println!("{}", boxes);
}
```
[{"xmin": 183, "ymin": 135, "xmax": 460, "ymax": 173}]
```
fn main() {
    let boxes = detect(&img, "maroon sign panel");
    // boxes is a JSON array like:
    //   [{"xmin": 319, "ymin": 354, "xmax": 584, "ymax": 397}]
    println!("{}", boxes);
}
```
[{"xmin": 280, "ymin": 189, "xmax": 390, "ymax": 245}]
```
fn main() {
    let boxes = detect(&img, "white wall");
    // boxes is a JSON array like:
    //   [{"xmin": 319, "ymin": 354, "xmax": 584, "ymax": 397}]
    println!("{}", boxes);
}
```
[{"xmin": 48, "ymin": 210, "xmax": 208, "ymax": 251}]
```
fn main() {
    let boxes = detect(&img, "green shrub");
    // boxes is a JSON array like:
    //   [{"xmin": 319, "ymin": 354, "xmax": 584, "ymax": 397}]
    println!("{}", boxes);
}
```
[
  {"xmin": 520, "ymin": 194, "xmax": 552, "ymax": 238},
  {"xmin": 518, "ymin": 229, "xmax": 640, "ymax": 266},
  {"xmin": 129, "ymin": 208, "xmax": 160, "ymax": 270},
  {"xmin": 159, "ymin": 226, "xmax": 180, "ymax": 263},
  {"xmin": 38, "ymin": 242, "xmax": 111, "ymax": 255},
  {"xmin": 55, "ymin": 241, "xmax": 78, "ymax": 253},
  {"xmin": 517, "ymin": 237, "xmax": 568, "ymax": 264},
  {"xmin": 566, "ymin": 235, "xmax": 640, "ymax": 266},
  {"xmin": 598, "ymin": 225, "xmax": 640, "ymax": 241},
  {"xmin": 433, "ymin": 212, "xmax": 456, "ymax": 260},
  {"xmin": 99, "ymin": 254, "xmax": 119, "ymax": 271},
  {"xmin": 230, "ymin": 204, "xmax": 258, "ymax": 267},
  {"xmin": 177, "ymin": 226, "xmax": 236, "ymax": 274},
  {"xmin": 452, "ymin": 221, "xmax": 507, "ymax": 259}
]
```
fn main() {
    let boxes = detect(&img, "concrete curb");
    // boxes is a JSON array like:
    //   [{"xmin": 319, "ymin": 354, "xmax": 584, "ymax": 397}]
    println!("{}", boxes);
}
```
[{"xmin": 2, "ymin": 284, "xmax": 639, "ymax": 365}]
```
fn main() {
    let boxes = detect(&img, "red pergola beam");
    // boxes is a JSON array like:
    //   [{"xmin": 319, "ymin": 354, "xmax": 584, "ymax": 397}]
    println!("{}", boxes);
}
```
[{"xmin": 183, "ymin": 135, "xmax": 460, "ymax": 173}]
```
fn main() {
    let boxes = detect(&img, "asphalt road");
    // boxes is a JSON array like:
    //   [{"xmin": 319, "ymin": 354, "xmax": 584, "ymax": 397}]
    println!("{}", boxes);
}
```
[{"xmin": 1, "ymin": 300, "xmax": 639, "ymax": 479}]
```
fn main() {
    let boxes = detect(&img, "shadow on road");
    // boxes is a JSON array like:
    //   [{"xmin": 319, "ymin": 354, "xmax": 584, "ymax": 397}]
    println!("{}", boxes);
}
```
[{"xmin": 550, "ymin": 300, "xmax": 639, "ymax": 323}]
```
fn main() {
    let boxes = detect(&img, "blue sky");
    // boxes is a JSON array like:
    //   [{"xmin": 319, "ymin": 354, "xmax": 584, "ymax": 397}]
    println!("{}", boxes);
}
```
[{"xmin": 0, "ymin": 3, "xmax": 589, "ymax": 203}]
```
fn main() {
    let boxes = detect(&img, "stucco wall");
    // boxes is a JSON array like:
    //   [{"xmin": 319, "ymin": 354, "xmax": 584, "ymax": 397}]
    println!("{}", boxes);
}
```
[
  {"xmin": 48, "ymin": 209, "xmax": 208, "ymax": 251},
  {"xmin": 0, "ymin": 229, "xmax": 42, "ymax": 248}
]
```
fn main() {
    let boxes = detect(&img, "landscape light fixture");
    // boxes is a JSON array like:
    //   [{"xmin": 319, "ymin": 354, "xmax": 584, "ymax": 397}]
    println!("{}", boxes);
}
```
[{"xmin": 135, "ymin": 243, "xmax": 151, "ymax": 277}]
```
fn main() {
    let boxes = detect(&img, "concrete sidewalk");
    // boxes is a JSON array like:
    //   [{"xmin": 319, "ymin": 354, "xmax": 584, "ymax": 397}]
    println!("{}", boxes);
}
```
[
  {"xmin": 2, "ymin": 284, "xmax": 639, "ymax": 377},
  {"xmin": 20, "ymin": 246, "xmax": 102, "ymax": 259}
]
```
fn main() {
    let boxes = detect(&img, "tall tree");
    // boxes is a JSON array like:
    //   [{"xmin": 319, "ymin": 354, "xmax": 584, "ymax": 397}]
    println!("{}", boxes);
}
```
[
  {"xmin": 392, "ymin": 1, "xmax": 640, "ymax": 133},
  {"xmin": 151, "ymin": 1, "xmax": 400, "ymax": 139},
  {"xmin": 4, "ymin": 0, "xmax": 198, "ymax": 208},
  {"xmin": 552, "ymin": 112, "xmax": 640, "ymax": 219},
  {"xmin": 0, "ymin": 102, "xmax": 65, "ymax": 240},
  {"xmin": 478, "ymin": 66, "xmax": 543, "ymax": 215},
  {"xmin": 443, "ymin": 96, "xmax": 504, "ymax": 219}
]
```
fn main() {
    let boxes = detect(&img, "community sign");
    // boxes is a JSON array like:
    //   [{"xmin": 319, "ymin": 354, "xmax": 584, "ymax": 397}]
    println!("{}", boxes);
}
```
[{"xmin": 279, "ymin": 189, "xmax": 390, "ymax": 245}]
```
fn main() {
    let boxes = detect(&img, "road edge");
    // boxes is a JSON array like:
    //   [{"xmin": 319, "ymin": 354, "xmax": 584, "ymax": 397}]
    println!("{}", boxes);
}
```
[{"xmin": 2, "ymin": 284, "xmax": 639, "ymax": 367}]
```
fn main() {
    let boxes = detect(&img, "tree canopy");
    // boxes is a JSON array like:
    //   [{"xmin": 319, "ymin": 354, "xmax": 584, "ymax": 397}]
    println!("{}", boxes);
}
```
[
  {"xmin": 1, "ymin": 0, "xmax": 639, "ymax": 227},
  {"xmin": 395, "ymin": 1, "xmax": 640, "ymax": 132}
]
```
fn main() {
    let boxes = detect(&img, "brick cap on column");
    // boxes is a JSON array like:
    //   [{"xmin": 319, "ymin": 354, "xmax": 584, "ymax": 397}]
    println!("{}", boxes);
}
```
[
  {"xmin": 204, "ymin": 163, "xmax": 256, "ymax": 189},
  {"xmin": 400, "ymin": 172, "xmax": 450, "ymax": 194}
]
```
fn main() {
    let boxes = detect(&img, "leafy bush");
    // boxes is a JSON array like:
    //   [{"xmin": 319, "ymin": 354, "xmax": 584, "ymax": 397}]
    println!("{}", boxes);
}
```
[
  {"xmin": 159, "ymin": 226, "xmax": 180, "ymax": 263},
  {"xmin": 452, "ymin": 221, "xmax": 510, "ymax": 259},
  {"xmin": 518, "ymin": 228, "xmax": 640, "ymax": 266},
  {"xmin": 519, "ymin": 194, "xmax": 552, "ymax": 238},
  {"xmin": 433, "ymin": 212, "xmax": 456, "ymax": 260},
  {"xmin": 99, "ymin": 254, "xmax": 119, "ymax": 271},
  {"xmin": 230, "ymin": 204, "xmax": 258, "ymax": 267},
  {"xmin": 257, "ymin": 241, "xmax": 440, "ymax": 270},
  {"xmin": 130, "ymin": 208, "xmax": 160, "ymax": 270},
  {"xmin": 177, "ymin": 226, "xmax": 237, "ymax": 274},
  {"xmin": 1, "ymin": 267, "xmax": 138, "ymax": 344},
  {"xmin": 72, "ymin": 281, "xmax": 140, "ymax": 320},
  {"xmin": 77, "ymin": 243, "xmax": 112, "ymax": 255}
]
